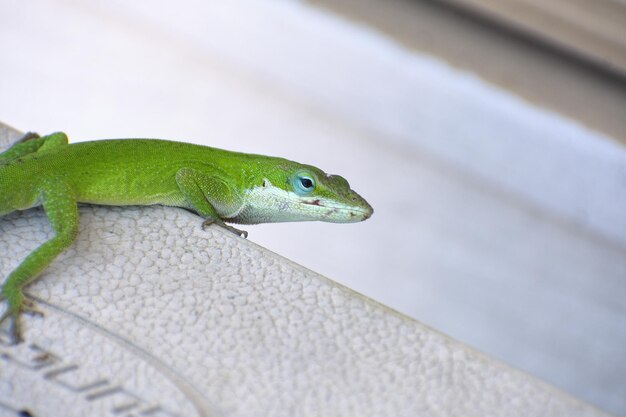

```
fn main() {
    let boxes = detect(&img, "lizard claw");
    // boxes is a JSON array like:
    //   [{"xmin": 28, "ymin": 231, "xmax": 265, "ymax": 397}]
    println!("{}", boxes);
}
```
[
  {"xmin": 0, "ymin": 309, "xmax": 24, "ymax": 344},
  {"xmin": 202, "ymin": 219, "xmax": 248, "ymax": 238},
  {"xmin": 0, "ymin": 291, "xmax": 42, "ymax": 344},
  {"xmin": 22, "ymin": 298, "xmax": 44, "ymax": 317},
  {"xmin": 17, "ymin": 131, "xmax": 41, "ymax": 143}
]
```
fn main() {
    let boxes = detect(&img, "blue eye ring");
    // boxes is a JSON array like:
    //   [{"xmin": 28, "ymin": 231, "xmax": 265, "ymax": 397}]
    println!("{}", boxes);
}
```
[{"xmin": 292, "ymin": 172, "xmax": 316, "ymax": 195}]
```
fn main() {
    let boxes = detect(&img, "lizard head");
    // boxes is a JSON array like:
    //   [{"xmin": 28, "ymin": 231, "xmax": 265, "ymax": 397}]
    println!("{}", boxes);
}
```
[{"xmin": 234, "ymin": 162, "xmax": 373, "ymax": 224}]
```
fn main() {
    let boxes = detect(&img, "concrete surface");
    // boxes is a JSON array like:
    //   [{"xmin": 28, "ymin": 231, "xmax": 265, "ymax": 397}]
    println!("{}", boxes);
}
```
[{"xmin": 0, "ymin": 123, "xmax": 611, "ymax": 417}]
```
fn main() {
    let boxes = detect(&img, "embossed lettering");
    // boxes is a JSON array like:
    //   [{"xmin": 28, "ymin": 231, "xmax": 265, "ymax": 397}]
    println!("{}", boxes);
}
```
[
  {"xmin": 2, "ymin": 335, "xmax": 186, "ymax": 416},
  {"xmin": 86, "ymin": 386, "xmax": 141, "ymax": 414},
  {"xmin": 44, "ymin": 364, "xmax": 109, "ymax": 392},
  {"xmin": 0, "ymin": 342, "xmax": 60, "ymax": 370}
]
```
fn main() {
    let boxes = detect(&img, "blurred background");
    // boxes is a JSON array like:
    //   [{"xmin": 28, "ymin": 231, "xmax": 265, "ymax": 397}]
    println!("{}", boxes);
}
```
[{"xmin": 1, "ymin": 0, "xmax": 625, "ymax": 415}]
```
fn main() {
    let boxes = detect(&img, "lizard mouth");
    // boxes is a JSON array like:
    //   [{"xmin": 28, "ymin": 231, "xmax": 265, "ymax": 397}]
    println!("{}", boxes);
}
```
[{"xmin": 301, "ymin": 198, "xmax": 373, "ymax": 222}]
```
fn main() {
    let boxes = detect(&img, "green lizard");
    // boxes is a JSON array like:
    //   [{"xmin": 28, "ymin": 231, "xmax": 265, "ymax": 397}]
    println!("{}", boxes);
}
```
[{"xmin": 0, "ymin": 131, "xmax": 373, "ymax": 343}]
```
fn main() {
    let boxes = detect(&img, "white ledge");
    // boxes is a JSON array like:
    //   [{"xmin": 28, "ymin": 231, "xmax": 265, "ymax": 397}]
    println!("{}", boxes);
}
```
[{"xmin": 0, "ymin": 123, "xmax": 610, "ymax": 417}]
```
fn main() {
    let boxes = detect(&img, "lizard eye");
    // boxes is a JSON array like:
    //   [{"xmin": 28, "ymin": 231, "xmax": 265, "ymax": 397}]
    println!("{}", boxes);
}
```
[{"xmin": 293, "ymin": 173, "xmax": 316, "ymax": 195}]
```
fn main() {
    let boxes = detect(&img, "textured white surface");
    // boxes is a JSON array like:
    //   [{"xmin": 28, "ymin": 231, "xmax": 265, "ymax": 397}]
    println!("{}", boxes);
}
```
[
  {"xmin": 1, "ymin": 1, "xmax": 625, "ymax": 415},
  {"xmin": 0, "ymin": 125, "xmax": 611, "ymax": 417}
]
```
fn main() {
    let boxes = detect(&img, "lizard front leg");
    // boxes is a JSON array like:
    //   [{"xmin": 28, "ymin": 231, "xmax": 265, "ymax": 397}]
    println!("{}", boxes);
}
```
[
  {"xmin": 0, "ymin": 179, "xmax": 78, "ymax": 343},
  {"xmin": 175, "ymin": 167, "xmax": 248, "ymax": 238}
]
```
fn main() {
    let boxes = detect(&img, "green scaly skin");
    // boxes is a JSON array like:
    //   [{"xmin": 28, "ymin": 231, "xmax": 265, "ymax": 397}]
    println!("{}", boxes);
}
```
[{"xmin": 0, "ymin": 132, "xmax": 373, "ymax": 343}]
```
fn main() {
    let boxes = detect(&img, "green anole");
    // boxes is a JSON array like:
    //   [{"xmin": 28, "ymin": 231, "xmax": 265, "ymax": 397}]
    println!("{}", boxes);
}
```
[{"xmin": 0, "ymin": 131, "xmax": 373, "ymax": 343}]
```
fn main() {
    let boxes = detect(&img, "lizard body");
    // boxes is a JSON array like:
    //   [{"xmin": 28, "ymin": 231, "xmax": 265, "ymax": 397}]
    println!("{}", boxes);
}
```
[{"xmin": 0, "ymin": 132, "xmax": 373, "ymax": 342}]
